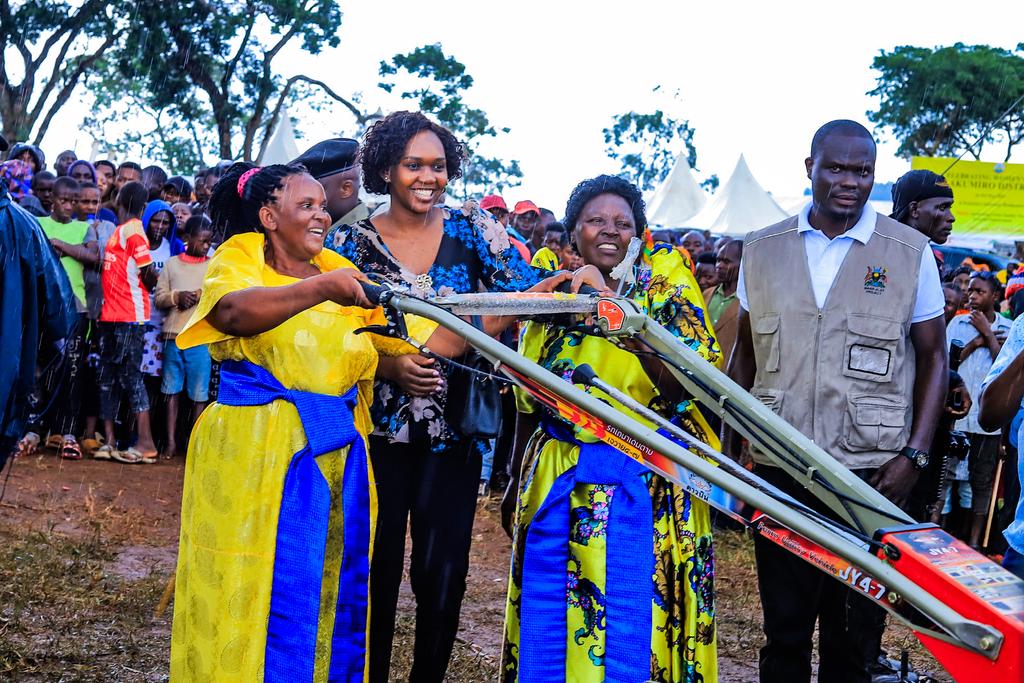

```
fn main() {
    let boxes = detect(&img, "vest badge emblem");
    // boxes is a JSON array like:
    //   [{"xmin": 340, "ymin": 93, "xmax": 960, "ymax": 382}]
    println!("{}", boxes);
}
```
[{"xmin": 864, "ymin": 266, "xmax": 888, "ymax": 294}]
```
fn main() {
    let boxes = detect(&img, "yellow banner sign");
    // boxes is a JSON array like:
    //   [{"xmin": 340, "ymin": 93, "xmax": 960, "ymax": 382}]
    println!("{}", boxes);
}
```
[{"xmin": 911, "ymin": 157, "xmax": 1024, "ymax": 235}]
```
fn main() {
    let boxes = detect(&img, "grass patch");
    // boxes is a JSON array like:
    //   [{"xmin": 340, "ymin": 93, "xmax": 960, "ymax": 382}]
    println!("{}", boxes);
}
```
[
  {"xmin": 0, "ymin": 524, "xmax": 169, "ymax": 682},
  {"xmin": 388, "ymin": 613, "xmax": 498, "ymax": 682}
]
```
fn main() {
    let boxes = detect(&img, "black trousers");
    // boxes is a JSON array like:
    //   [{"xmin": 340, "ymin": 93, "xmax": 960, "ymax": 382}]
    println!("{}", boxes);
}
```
[
  {"xmin": 368, "ymin": 435, "xmax": 482, "ymax": 683},
  {"xmin": 753, "ymin": 465, "xmax": 887, "ymax": 683}
]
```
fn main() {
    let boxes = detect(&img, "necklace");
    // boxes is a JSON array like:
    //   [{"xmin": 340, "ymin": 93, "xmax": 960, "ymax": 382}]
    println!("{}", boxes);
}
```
[{"xmin": 355, "ymin": 220, "xmax": 436, "ymax": 296}]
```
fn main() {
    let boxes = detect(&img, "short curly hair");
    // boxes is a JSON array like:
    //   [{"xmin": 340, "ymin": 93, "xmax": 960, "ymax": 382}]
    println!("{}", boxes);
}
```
[
  {"xmin": 360, "ymin": 111, "xmax": 466, "ymax": 195},
  {"xmin": 563, "ymin": 174, "xmax": 647, "ymax": 234}
]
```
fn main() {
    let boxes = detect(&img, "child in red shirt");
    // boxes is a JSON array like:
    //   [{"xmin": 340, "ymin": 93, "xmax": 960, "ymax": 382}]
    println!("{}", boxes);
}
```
[{"xmin": 96, "ymin": 181, "xmax": 159, "ymax": 463}]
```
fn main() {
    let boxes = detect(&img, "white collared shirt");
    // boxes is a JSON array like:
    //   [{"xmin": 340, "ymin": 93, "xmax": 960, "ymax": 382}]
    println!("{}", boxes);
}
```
[{"xmin": 737, "ymin": 202, "xmax": 943, "ymax": 323}]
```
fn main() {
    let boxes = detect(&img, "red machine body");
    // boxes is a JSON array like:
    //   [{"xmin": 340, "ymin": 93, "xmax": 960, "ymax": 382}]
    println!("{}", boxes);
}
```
[{"xmin": 879, "ymin": 527, "xmax": 1024, "ymax": 682}]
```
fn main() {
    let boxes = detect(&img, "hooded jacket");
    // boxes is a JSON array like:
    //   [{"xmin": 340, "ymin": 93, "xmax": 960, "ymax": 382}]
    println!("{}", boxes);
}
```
[
  {"xmin": 142, "ymin": 199, "xmax": 184, "ymax": 256},
  {"xmin": 7, "ymin": 143, "xmax": 45, "ymax": 173}
]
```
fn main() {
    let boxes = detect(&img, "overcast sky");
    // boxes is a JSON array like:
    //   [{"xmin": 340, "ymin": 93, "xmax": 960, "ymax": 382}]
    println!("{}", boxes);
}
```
[{"xmin": 43, "ymin": 0, "xmax": 1024, "ymax": 211}]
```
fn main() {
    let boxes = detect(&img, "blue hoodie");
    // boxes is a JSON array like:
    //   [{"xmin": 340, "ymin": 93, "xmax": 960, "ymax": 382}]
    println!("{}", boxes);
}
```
[{"xmin": 141, "ymin": 199, "xmax": 184, "ymax": 255}]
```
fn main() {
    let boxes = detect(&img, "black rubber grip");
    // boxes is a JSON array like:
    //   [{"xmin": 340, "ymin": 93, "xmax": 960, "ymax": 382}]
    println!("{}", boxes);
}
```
[
  {"xmin": 360, "ymin": 281, "xmax": 385, "ymax": 305},
  {"xmin": 571, "ymin": 363, "xmax": 599, "ymax": 386},
  {"xmin": 554, "ymin": 280, "xmax": 599, "ymax": 295}
]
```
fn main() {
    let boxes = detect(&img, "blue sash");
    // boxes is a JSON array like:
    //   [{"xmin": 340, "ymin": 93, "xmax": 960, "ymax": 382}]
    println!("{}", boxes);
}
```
[
  {"xmin": 217, "ymin": 359, "xmax": 370, "ymax": 683},
  {"xmin": 520, "ymin": 422, "xmax": 653, "ymax": 683}
]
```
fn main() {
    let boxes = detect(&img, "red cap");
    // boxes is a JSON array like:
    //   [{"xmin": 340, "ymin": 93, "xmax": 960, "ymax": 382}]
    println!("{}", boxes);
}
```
[
  {"xmin": 480, "ymin": 194, "xmax": 507, "ymax": 211},
  {"xmin": 513, "ymin": 200, "xmax": 540, "ymax": 215}
]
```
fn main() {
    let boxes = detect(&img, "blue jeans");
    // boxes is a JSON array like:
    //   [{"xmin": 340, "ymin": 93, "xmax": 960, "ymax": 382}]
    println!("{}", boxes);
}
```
[{"xmin": 1003, "ymin": 546, "xmax": 1024, "ymax": 580}]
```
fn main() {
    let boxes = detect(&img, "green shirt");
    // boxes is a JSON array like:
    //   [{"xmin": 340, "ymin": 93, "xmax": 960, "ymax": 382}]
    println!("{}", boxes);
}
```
[
  {"xmin": 706, "ymin": 286, "xmax": 737, "ymax": 325},
  {"xmin": 38, "ymin": 217, "xmax": 90, "ymax": 313}
]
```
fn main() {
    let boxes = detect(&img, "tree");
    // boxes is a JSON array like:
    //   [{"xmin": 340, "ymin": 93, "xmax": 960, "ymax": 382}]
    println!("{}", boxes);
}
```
[
  {"xmin": 379, "ymin": 44, "xmax": 522, "ymax": 197},
  {"xmin": 80, "ymin": 72, "xmax": 217, "ymax": 172},
  {"xmin": 868, "ymin": 43, "xmax": 1024, "ymax": 162},
  {"xmin": 0, "ymin": 0, "xmax": 124, "ymax": 144},
  {"xmin": 604, "ymin": 110, "xmax": 718, "ymax": 193},
  {"xmin": 97, "ymin": 0, "xmax": 372, "ymax": 163}
]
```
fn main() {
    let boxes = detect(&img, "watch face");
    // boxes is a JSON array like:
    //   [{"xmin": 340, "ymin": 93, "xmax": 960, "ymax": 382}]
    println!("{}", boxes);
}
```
[{"xmin": 916, "ymin": 453, "xmax": 929, "ymax": 468}]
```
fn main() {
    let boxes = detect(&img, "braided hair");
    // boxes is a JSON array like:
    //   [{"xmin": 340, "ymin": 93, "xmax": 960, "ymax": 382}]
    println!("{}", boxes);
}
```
[{"xmin": 207, "ymin": 162, "xmax": 308, "ymax": 240}]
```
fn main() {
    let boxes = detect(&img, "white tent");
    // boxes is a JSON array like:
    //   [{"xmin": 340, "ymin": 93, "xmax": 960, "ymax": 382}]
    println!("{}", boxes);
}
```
[
  {"xmin": 258, "ymin": 107, "xmax": 300, "ymax": 165},
  {"xmin": 646, "ymin": 152, "xmax": 707, "ymax": 227},
  {"xmin": 686, "ymin": 155, "xmax": 788, "ymax": 235}
]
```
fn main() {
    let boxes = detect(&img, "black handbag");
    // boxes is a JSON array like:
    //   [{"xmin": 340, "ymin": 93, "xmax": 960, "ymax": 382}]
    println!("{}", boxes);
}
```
[{"xmin": 443, "ymin": 316, "xmax": 504, "ymax": 439}]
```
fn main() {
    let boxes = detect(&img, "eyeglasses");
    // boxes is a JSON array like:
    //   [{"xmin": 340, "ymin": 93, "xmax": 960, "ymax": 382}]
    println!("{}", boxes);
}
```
[{"xmin": 970, "ymin": 271, "xmax": 997, "ymax": 281}]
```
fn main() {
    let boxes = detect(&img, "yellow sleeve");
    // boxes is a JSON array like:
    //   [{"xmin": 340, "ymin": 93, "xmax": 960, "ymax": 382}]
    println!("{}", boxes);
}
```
[
  {"xmin": 176, "ymin": 235, "xmax": 264, "ymax": 349},
  {"xmin": 644, "ymin": 245, "xmax": 721, "ymax": 366}
]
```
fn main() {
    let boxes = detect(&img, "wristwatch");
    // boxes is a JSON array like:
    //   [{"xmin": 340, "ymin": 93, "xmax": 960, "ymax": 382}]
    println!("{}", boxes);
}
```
[{"xmin": 900, "ymin": 446, "xmax": 930, "ymax": 470}]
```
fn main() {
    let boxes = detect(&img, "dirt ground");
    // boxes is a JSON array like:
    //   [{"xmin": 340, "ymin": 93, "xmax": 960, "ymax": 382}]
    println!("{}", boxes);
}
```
[{"xmin": 0, "ymin": 450, "xmax": 951, "ymax": 682}]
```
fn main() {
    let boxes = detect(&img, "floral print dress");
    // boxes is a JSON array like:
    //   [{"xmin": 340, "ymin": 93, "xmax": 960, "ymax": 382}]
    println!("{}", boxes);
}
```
[
  {"xmin": 503, "ymin": 243, "xmax": 720, "ymax": 683},
  {"xmin": 325, "ymin": 201, "xmax": 543, "ymax": 455}
]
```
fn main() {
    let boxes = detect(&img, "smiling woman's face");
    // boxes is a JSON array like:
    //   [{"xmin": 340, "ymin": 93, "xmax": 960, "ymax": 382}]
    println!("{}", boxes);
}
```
[
  {"xmin": 388, "ymin": 130, "xmax": 447, "ymax": 215},
  {"xmin": 262, "ymin": 173, "xmax": 331, "ymax": 261},
  {"xmin": 573, "ymin": 192, "xmax": 637, "ymax": 277}
]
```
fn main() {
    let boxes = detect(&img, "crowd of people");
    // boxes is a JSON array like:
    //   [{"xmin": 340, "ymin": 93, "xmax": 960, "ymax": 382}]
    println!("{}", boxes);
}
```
[{"xmin": 2, "ymin": 112, "xmax": 1024, "ymax": 683}]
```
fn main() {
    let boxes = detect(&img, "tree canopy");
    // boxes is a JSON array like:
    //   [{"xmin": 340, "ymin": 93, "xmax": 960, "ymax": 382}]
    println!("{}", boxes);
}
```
[
  {"xmin": 604, "ymin": 110, "xmax": 717, "ymax": 193},
  {"xmin": 89, "ymin": 0, "xmax": 364, "ymax": 164},
  {"xmin": 868, "ymin": 43, "xmax": 1024, "ymax": 161},
  {"xmin": 0, "ymin": 0, "xmax": 123, "ymax": 144},
  {"xmin": 379, "ymin": 43, "xmax": 522, "ymax": 197}
]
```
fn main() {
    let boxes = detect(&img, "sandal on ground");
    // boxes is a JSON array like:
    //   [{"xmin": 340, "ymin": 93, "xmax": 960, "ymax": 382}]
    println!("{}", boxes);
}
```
[
  {"xmin": 80, "ymin": 435, "xmax": 100, "ymax": 455},
  {"xmin": 93, "ymin": 444, "xmax": 116, "ymax": 461},
  {"xmin": 59, "ymin": 436, "xmax": 83, "ymax": 460},
  {"xmin": 45, "ymin": 433, "xmax": 64, "ymax": 451},
  {"xmin": 113, "ymin": 446, "xmax": 145, "ymax": 464},
  {"xmin": 16, "ymin": 432, "xmax": 40, "ymax": 458}
]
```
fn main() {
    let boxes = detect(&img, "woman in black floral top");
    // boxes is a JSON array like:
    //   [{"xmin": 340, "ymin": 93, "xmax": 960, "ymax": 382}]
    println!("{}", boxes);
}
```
[{"xmin": 326, "ymin": 111, "xmax": 600, "ymax": 683}]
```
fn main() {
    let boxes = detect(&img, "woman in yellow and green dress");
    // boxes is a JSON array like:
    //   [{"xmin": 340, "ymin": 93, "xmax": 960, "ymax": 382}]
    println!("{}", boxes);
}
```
[
  {"xmin": 168, "ymin": 162, "xmax": 442, "ymax": 682},
  {"xmin": 501, "ymin": 175, "xmax": 721, "ymax": 683}
]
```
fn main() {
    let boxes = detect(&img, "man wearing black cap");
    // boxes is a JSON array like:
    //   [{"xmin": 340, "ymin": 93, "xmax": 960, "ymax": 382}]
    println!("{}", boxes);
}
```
[
  {"xmin": 291, "ymin": 137, "xmax": 367, "ymax": 231},
  {"xmin": 891, "ymin": 169, "xmax": 956, "ymax": 245}
]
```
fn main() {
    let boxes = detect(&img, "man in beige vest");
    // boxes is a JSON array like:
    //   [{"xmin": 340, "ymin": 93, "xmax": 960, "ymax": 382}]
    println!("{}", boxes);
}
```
[{"xmin": 726, "ymin": 120, "xmax": 948, "ymax": 683}]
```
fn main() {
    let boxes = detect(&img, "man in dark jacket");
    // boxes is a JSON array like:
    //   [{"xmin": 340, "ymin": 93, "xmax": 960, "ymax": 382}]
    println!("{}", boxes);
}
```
[{"xmin": 0, "ymin": 134, "xmax": 77, "ymax": 469}]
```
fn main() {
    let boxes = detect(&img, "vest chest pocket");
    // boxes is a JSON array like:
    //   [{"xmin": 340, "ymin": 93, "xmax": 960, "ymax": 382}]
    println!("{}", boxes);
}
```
[
  {"xmin": 751, "ymin": 387, "xmax": 784, "ymax": 414},
  {"xmin": 841, "ymin": 392, "xmax": 908, "ymax": 453},
  {"xmin": 752, "ymin": 313, "xmax": 780, "ymax": 373},
  {"xmin": 843, "ymin": 314, "xmax": 902, "ymax": 383}
]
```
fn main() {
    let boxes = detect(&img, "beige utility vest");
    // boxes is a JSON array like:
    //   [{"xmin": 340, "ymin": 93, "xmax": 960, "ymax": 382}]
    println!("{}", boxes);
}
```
[{"xmin": 742, "ymin": 213, "xmax": 928, "ymax": 469}]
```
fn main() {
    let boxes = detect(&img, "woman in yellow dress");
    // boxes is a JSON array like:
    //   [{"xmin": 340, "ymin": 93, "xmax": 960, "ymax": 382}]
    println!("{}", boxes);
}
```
[
  {"xmin": 501, "ymin": 175, "xmax": 721, "ymax": 683},
  {"xmin": 168, "ymin": 162, "xmax": 439, "ymax": 682},
  {"xmin": 169, "ymin": 161, "xmax": 602, "ymax": 682}
]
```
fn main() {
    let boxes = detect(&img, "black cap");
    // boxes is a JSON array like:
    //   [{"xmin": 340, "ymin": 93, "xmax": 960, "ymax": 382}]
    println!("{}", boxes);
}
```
[
  {"xmin": 890, "ymin": 170, "xmax": 954, "ymax": 223},
  {"xmin": 291, "ymin": 138, "xmax": 359, "ymax": 179}
]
